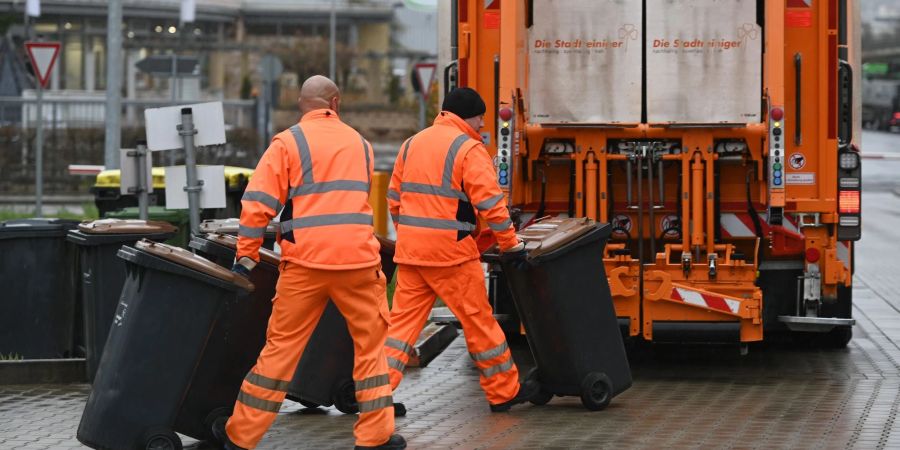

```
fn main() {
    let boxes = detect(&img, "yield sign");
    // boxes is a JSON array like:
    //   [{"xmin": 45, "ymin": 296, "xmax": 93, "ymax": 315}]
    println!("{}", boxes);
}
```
[
  {"xmin": 413, "ymin": 62, "xmax": 437, "ymax": 101},
  {"xmin": 25, "ymin": 41, "xmax": 60, "ymax": 88}
]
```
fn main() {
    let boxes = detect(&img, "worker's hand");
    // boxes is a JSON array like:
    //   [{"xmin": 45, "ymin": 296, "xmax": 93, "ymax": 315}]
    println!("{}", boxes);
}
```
[
  {"xmin": 232, "ymin": 256, "xmax": 256, "ymax": 278},
  {"xmin": 500, "ymin": 242, "xmax": 529, "ymax": 270}
]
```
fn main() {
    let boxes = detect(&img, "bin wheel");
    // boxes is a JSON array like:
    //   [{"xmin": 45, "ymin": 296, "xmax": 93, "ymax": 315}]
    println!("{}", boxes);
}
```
[
  {"xmin": 332, "ymin": 379, "xmax": 359, "ymax": 414},
  {"xmin": 202, "ymin": 407, "xmax": 232, "ymax": 440},
  {"xmin": 141, "ymin": 429, "xmax": 182, "ymax": 450},
  {"xmin": 580, "ymin": 372, "xmax": 612, "ymax": 411},
  {"xmin": 523, "ymin": 367, "xmax": 552, "ymax": 406},
  {"xmin": 299, "ymin": 400, "xmax": 321, "ymax": 409}
]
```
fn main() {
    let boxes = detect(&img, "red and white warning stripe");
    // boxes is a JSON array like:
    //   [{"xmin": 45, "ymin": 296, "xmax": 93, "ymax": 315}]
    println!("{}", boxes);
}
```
[
  {"xmin": 720, "ymin": 212, "xmax": 800, "ymax": 238},
  {"xmin": 669, "ymin": 286, "xmax": 742, "ymax": 315},
  {"xmin": 837, "ymin": 241, "xmax": 851, "ymax": 270}
]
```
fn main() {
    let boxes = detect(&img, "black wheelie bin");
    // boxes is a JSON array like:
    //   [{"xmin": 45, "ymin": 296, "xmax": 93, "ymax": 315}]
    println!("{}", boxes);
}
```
[
  {"xmin": 76, "ymin": 240, "xmax": 254, "ymax": 450},
  {"xmin": 199, "ymin": 218, "xmax": 279, "ymax": 250},
  {"xmin": 498, "ymin": 217, "xmax": 631, "ymax": 411},
  {"xmin": 285, "ymin": 234, "xmax": 399, "ymax": 413},
  {"xmin": 0, "ymin": 218, "xmax": 80, "ymax": 359},
  {"xmin": 67, "ymin": 219, "xmax": 177, "ymax": 381}
]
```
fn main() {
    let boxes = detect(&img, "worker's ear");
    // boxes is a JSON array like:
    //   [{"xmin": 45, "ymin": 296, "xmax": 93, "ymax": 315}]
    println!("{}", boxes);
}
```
[{"xmin": 330, "ymin": 96, "xmax": 341, "ymax": 114}]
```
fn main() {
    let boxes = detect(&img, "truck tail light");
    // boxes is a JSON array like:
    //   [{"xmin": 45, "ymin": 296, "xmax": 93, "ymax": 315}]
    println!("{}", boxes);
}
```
[{"xmin": 839, "ymin": 190, "xmax": 860, "ymax": 214}]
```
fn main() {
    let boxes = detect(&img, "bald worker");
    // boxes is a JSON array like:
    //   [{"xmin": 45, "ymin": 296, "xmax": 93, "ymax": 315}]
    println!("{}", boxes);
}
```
[{"xmin": 211, "ymin": 75, "xmax": 405, "ymax": 450}]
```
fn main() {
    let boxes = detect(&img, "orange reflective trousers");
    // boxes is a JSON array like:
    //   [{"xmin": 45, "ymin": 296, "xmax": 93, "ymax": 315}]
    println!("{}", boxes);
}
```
[
  {"xmin": 226, "ymin": 263, "xmax": 395, "ymax": 448},
  {"xmin": 385, "ymin": 260, "xmax": 519, "ymax": 405}
]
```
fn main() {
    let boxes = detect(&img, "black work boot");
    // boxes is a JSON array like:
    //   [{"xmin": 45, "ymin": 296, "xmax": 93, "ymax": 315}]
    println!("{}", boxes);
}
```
[
  {"xmin": 354, "ymin": 434, "xmax": 407, "ymax": 449},
  {"xmin": 393, "ymin": 402, "xmax": 407, "ymax": 417},
  {"xmin": 210, "ymin": 416, "xmax": 248, "ymax": 450},
  {"xmin": 489, "ymin": 378, "xmax": 540, "ymax": 412}
]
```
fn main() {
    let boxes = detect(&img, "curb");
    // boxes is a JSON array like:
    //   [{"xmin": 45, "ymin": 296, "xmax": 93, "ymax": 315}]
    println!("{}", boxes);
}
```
[
  {"xmin": 0, "ymin": 358, "xmax": 87, "ymax": 385},
  {"xmin": 407, "ymin": 323, "xmax": 459, "ymax": 368}
]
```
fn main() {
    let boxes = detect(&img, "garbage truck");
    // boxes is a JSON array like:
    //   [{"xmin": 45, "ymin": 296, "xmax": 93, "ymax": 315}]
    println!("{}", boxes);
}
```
[{"xmin": 441, "ymin": 0, "xmax": 862, "ymax": 348}]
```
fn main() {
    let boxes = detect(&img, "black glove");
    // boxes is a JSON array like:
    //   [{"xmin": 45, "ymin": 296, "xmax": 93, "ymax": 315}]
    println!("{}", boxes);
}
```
[
  {"xmin": 231, "ymin": 262, "xmax": 251, "ymax": 278},
  {"xmin": 500, "ymin": 244, "xmax": 529, "ymax": 271}
]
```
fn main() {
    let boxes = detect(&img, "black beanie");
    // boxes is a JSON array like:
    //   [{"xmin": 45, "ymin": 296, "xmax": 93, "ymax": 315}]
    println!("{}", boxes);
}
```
[{"xmin": 442, "ymin": 87, "xmax": 486, "ymax": 119}]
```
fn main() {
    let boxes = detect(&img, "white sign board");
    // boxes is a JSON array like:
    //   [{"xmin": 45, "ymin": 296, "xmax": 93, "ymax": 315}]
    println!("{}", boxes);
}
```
[
  {"xmin": 145, "ymin": 102, "xmax": 226, "ymax": 151},
  {"xmin": 414, "ymin": 63, "xmax": 436, "ymax": 100},
  {"xmin": 164, "ymin": 165, "xmax": 226, "ymax": 209},
  {"xmin": 119, "ymin": 149, "xmax": 154, "ymax": 195},
  {"xmin": 528, "ymin": 0, "xmax": 642, "ymax": 124},
  {"xmin": 646, "ymin": 0, "xmax": 762, "ymax": 123}
]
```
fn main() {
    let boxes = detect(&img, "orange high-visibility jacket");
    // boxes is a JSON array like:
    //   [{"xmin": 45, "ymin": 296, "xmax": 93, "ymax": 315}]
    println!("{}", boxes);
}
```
[
  {"xmin": 387, "ymin": 111, "xmax": 519, "ymax": 266},
  {"xmin": 237, "ymin": 109, "xmax": 380, "ymax": 270}
]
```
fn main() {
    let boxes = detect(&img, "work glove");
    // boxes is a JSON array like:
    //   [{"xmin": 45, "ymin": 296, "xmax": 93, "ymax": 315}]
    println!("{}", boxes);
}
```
[
  {"xmin": 231, "ymin": 256, "xmax": 256, "ymax": 278},
  {"xmin": 500, "ymin": 242, "xmax": 529, "ymax": 271}
]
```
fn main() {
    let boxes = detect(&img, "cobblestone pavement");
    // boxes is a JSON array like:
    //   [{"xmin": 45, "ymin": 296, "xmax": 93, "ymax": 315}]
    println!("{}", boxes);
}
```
[{"xmin": 3, "ymin": 141, "xmax": 900, "ymax": 449}]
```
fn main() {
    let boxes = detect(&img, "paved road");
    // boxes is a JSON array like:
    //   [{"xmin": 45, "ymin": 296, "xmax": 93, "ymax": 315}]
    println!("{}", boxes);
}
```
[{"xmin": 2, "ymin": 133, "xmax": 900, "ymax": 449}]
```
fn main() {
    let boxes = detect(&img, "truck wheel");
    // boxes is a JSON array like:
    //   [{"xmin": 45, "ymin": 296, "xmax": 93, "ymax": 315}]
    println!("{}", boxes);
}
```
[
  {"xmin": 580, "ymin": 372, "xmax": 612, "ymax": 411},
  {"xmin": 825, "ymin": 326, "xmax": 852, "ymax": 349},
  {"xmin": 332, "ymin": 379, "xmax": 359, "ymax": 414},
  {"xmin": 142, "ymin": 429, "xmax": 182, "ymax": 450}
]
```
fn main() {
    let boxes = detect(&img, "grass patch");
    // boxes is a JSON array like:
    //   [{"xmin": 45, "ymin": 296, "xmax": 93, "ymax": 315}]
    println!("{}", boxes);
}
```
[
  {"xmin": 0, "ymin": 202, "xmax": 99, "ymax": 222},
  {"xmin": 0, "ymin": 353, "xmax": 23, "ymax": 361}
]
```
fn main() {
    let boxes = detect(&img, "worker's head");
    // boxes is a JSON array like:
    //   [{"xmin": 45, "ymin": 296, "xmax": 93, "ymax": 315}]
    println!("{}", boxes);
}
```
[
  {"xmin": 298, "ymin": 75, "xmax": 341, "ymax": 116},
  {"xmin": 442, "ymin": 87, "xmax": 486, "ymax": 131}
]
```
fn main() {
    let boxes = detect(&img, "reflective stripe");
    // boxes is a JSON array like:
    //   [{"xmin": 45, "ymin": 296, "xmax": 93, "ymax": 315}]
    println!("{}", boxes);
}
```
[
  {"xmin": 358, "ymin": 395, "xmax": 393, "ymax": 413},
  {"xmin": 387, "ymin": 356, "xmax": 406, "ymax": 372},
  {"xmin": 280, "ymin": 213, "xmax": 373, "ymax": 232},
  {"xmin": 355, "ymin": 374, "xmax": 390, "ymax": 391},
  {"xmin": 400, "ymin": 182, "xmax": 468, "ymax": 201},
  {"xmin": 402, "ymin": 137, "xmax": 413, "ymax": 162},
  {"xmin": 398, "ymin": 215, "xmax": 476, "ymax": 232},
  {"xmin": 245, "ymin": 371, "xmax": 290, "ymax": 392},
  {"xmin": 442, "ymin": 135, "xmax": 471, "ymax": 189},
  {"xmin": 290, "ymin": 125, "xmax": 314, "ymax": 184},
  {"xmin": 488, "ymin": 218, "xmax": 513, "ymax": 232},
  {"xmin": 475, "ymin": 193, "xmax": 504, "ymax": 211},
  {"xmin": 481, "ymin": 358, "xmax": 514, "ymax": 378},
  {"xmin": 469, "ymin": 341, "xmax": 508, "ymax": 361},
  {"xmin": 386, "ymin": 337, "xmax": 415, "ymax": 357},
  {"xmin": 387, "ymin": 189, "xmax": 400, "ymax": 201},
  {"xmin": 289, "ymin": 180, "xmax": 369, "ymax": 197},
  {"xmin": 360, "ymin": 136, "xmax": 371, "ymax": 185},
  {"xmin": 242, "ymin": 191, "xmax": 283, "ymax": 212},
  {"xmin": 238, "ymin": 224, "xmax": 267, "ymax": 238},
  {"xmin": 237, "ymin": 390, "xmax": 282, "ymax": 413}
]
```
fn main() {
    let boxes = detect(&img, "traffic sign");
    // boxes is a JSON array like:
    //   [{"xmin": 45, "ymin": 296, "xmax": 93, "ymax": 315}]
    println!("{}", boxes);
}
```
[
  {"xmin": 135, "ymin": 55, "xmax": 200, "ymax": 76},
  {"xmin": 413, "ymin": 62, "xmax": 437, "ymax": 101},
  {"xmin": 24, "ymin": 41, "xmax": 60, "ymax": 88}
]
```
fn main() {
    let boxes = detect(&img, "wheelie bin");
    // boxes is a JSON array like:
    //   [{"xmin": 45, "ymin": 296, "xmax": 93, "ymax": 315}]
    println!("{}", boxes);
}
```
[
  {"xmin": 0, "ymin": 218, "xmax": 80, "ymax": 359},
  {"xmin": 190, "ymin": 233, "xmax": 398, "ymax": 414},
  {"xmin": 498, "ymin": 217, "xmax": 631, "ymax": 411},
  {"xmin": 285, "ymin": 234, "xmax": 399, "ymax": 413},
  {"xmin": 67, "ymin": 219, "xmax": 177, "ymax": 381},
  {"xmin": 198, "ymin": 218, "xmax": 279, "ymax": 250},
  {"xmin": 180, "ymin": 232, "xmax": 278, "ymax": 440},
  {"xmin": 76, "ymin": 240, "xmax": 254, "ymax": 450}
]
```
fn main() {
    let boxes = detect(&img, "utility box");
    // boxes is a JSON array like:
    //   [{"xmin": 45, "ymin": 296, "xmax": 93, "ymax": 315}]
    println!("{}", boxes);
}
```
[
  {"xmin": 528, "ymin": 0, "xmax": 643, "ymax": 124},
  {"xmin": 646, "ymin": 0, "xmax": 762, "ymax": 123}
]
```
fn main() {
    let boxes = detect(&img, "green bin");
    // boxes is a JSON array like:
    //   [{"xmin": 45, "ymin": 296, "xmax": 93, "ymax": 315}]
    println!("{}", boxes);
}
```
[{"xmin": 105, "ymin": 207, "xmax": 190, "ymax": 248}]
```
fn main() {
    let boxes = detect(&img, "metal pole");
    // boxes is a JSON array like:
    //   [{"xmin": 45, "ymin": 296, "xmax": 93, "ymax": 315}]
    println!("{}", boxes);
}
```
[
  {"xmin": 35, "ymin": 83, "xmax": 43, "ymax": 217},
  {"xmin": 169, "ymin": 53, "xmax": 178, "ymax": 166},
  {"xmin": 329, "ymin": 0, "xmax": 336, "ymax": 80},
  {"xmin": 134, "ymin": 142, "xmax": 149, "ymax": 221},
  {"xmin": 178, "ymin": 108, "xmax": 201, "ymax": 236},
  {"xmin": 418, "ymin": 95, "xmax": 426, "ymax": 131},
  {"xmin": 104, "ymin": 0, "xmax": 123, "ymax": 170}
]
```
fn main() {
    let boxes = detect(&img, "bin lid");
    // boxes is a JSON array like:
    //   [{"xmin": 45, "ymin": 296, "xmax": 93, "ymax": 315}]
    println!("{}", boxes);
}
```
[
  {"xmin": 94, "ymin": 166, "xmax": 253, "ymax": 189},
  {"xmin": 0, "ymin": 218, "xmax": 80, "ymax": 239},
  {"xmin": 135, "ymin": 239, "xmax": 255, "ymax": 292},
  {"xmin": 199, "ymin": 218, "xmax": 278, "ymax": 235},
  {"xmin": 78, "ymin": 218, "xmax": 178, "ymax": 235},
  {"xmin": 517, "ymin": 217, "xmax": 602, "ymax": 259},
  {"xmin": 202, "ymin": 233, "xmax": 281, "ymax": 266}
]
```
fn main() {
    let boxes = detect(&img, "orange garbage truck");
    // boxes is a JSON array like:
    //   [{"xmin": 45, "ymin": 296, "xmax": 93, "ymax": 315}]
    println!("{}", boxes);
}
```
[{"xmin": 441, "ymin": 0, "xmax": 862, "ymax": 349}]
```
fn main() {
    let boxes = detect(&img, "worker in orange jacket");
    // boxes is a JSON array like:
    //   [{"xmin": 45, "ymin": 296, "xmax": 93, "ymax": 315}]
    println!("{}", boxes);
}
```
[
  {"xmin": 385, "ymin": 88, "xmax": 538, "ymax": 412},
  {"xmin": 211, "ymin": 76, "xmax": 405, "ymax": 450}
]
